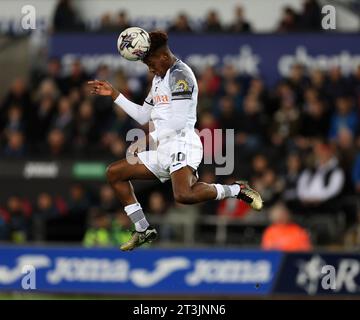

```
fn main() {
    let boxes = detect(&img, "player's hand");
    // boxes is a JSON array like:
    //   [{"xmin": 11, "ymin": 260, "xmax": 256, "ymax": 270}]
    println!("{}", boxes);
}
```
[{"xmin": 88, "ymin": 80, "xmax": 119, "ymax": 99}]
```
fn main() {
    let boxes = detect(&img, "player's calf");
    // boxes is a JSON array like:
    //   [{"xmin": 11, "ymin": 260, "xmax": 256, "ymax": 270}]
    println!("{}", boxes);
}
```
[{"xmin": 173, "ymin": 191, "xmax": 197, "ymax": 205}]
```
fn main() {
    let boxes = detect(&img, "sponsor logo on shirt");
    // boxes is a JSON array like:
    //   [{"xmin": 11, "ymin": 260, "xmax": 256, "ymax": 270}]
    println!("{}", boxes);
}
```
[{"xmin": 153, "ymin": 95, "xmax": 169, "ymax": 104}]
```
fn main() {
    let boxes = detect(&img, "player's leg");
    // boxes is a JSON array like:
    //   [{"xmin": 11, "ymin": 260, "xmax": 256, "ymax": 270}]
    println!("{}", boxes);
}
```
[
  {"xmin": 170, "ymin": 166, "xmax": 216, "ymax": 203},
  {"xmin": 106, "ymin": 156, "xmax": 155, "ymax": 206},
  {"xmin": 106, "ymin": 156, "xmax": 158, "ymax": 250},
  {"xmin": 171, "ymin": 166, "xmax": 263, "ymax": 210}
]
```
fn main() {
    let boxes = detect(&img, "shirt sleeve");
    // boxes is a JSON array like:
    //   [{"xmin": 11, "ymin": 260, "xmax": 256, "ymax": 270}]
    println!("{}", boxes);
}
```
[
  {"xmin": 144, "ymin": 90, "xmax": 154, "ymax": 107},
  {"xmin": 169, "ymin": 68, "xmax": 195, "ymax": 101},
  {"xmin": 114, "ymin": 92, "xmax": 152, "ymax": 125}
]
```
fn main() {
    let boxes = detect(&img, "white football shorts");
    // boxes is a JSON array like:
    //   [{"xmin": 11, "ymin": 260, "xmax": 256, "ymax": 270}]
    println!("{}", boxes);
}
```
[{"xmin": 137, "ymin": 130, "xmax": 203, "ymax": 183}]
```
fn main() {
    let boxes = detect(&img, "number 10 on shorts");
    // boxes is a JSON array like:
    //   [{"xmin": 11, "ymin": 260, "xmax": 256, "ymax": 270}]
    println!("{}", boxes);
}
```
[{"xmin": 171, "ymin": 152, "xmax": 186, "ymax": 163}]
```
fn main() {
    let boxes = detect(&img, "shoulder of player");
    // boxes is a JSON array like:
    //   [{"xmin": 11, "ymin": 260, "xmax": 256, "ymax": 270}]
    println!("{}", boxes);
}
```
[
  {"xmin": 168, "ymin": 62, "xmax": 195, "ymax": 86},
  {"xmin": 169, "ymin": 60, "xmax": 193, "ymax": 76}
]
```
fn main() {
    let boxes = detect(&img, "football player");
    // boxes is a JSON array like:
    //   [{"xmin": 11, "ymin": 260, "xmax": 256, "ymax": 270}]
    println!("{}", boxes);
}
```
[{"xmin": 88, "ymin": 30, "xmax": 263, "ymax": 251}]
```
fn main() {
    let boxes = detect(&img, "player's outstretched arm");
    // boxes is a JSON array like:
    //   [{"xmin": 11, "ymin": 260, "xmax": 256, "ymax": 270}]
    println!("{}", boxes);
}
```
[
  {"xmin": 88, "ymin": 80, "xmax": 120, "ymax": 100},
  {"xmin": 88, "ymin": 80, "xmax": 151, "ymax": 125}
]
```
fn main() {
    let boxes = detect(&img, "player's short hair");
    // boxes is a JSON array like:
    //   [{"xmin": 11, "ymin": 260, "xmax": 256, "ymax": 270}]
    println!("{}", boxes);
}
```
[{"xmin": 143, "ymin": 30, "xmax": 169, "ymax": 62}]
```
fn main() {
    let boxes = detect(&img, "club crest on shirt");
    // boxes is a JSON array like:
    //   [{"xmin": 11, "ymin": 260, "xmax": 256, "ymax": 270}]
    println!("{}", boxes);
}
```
[{"xmin": 174, "ymin": 79, "xmax": 189, "ymax": 92}]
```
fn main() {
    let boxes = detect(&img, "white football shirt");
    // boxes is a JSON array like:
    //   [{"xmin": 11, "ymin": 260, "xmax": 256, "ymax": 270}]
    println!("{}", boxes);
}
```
[{"xmin": 144, "ymin": 59, "xmax": 198, "ymax": 140}]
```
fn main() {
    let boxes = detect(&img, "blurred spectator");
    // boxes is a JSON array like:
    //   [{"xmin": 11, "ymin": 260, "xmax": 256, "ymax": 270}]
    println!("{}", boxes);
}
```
[
  {"xmin": 270, "ymin": 95, "xmax": 301, "ymax": 147},
  {"xmin": 1, "ymin": 78, "xmax": 31, "ymax": 123},
  {"xmin": 203, "ymin": 10, "xmax": 223, "ymax": 33},
  {"xmin": 46, "ymin": 128, "xmax": 68, "ymax": 156},
  {"xmin": 148, "ymin": 191, "xmax": 172, "ymax": 240},
  {"xmin": 285, "ymin": 64, "xmax": 308, "ymax": 104},
  {"xmin": 33, "ymin": 193, "xmax": 59, "ymax": 220},
  {"xmin": 198, "ymin": 66, "xmax": 221, "ymax": 99},
  {"xmin": 67, "ymin": 183, "xmax": 90, "ymax": 215},
  {"xmin": 253, "ymin": 168, "xmax": 282, "ymax": 208},
  {"xmin": 277, "ymin": 7, "xmax": 299, "ymax": 32},
  {"xmin": 83, "ymin": 209, "xmax": 112, "ymax": 247},
  {"xmin": 223, "ymin": 80, "xmax": 242, "ymax": 108},
  {"xmin": 197, "ymin": 111, "xmax": 221, "ymax": 158},
  {"xmin": 218, "ymin": 96, "xmax": 239, "ymax": 130},
  {"xmin": 53, "ymin": 0, "xmax": 85, "ymax": 32},
  {"xmin": 247, "ymin": 78, "xmax": 270, "ymax": 111},
  {"xmin": 329, "ymin": 95, "xmax": 358, "ymax": 140},
  {"xmin": 237, "ymin": 94, "xmax": 266, "ymax": 150},
  {"xmin": 299, "ymin": 90, "xmax": 330, "ymax": 141},
  {"xmin": 350, "ymin": 65, "xmax": 360, "ymax": 106},
  {"xmin": 36, "ymin": 78, "xmax": 60, "ymax": 101},
  {"xmin": 228, "ymin": 6, "xmax": 252, "ymax": 33},
  {"xmin": 3, "ymin": 131, "xmax": 26, "ymax": 157},
  {"xmin": 73, "ymin": 100, "xmax": 98, "ymax": 154},
  {"xmin": 353, "ymin": 152, "xmax": 360, "ymax": 193},
  {"xmin": 148, "ymin": 191, "xmax": 169, "ymax": 216},
  {"xmin": 309, "ymin": 69, "xmax": 327, "ymax": 98},
  {"xmin": 2, "ymin": 105, "xmax": 25, "ymax": 140},
  {"xmin": 261, "ymin": 202, "xmax": 312, "ymax": 251},
  {"xmin": 281, "ymin": 153, "xmax": 303, "ymax": 213},
  {"xmin": 99, "ymin": 13, "xmax": 116, "ymax": 32},
  {"xmin": 62, "ymin": 60, "xmax": 89, "ymax": 94},
  {"xmin": 27, "ymin": 96, "xmax": 56, "ymax": 149},
  {"xmin": 250, "ymin": 154, "xmax": 269, "ymax": 179},
  {"xmin": 111, "ymin": 107, "xmax": 133, "ymax": 138},
  {"xmin": 98, "ymin": 11, "xmax": 131, "ymax": 33},
  {"xmin": 6, "ymin": 196, "xmax": 29, "ymax": 243},
  {"xmin": 51, "ymin": 96, "xmax": 74, "ymax": 139},
  {"xmin": 336, "ymin": 127, "xmax": 357, "ymax": 170},
  {"xmin": 108, "ymin": 134, "xmax": 127, "ymax": 158},
  {"xmin": 98, "ymin": 184, "xmax": 117, "ymax": 213},
  {"xmin": 298, "ymin": 0, "xmax": 321, "ymax": 31},
  {"xmin": 326, "ymin": 66, "xmax": 350, "ymax": 99},
  {"xmin": 220, "ymin": 64, "xmax": 239, "ymax": 87},
  {"xmin": 168, "ymin": 13, "xmax": 193, "ymax": 33},
  {"xmin": 297, "ymin": 142, "xmax": 345, "ymax": 212},
  {"xmin": 32, "ymin": 58, "xmax": 64, "ymax": 91},
  {"xmin": 114, "ymin": 10, "xmax": 131, "ymax": 32}
]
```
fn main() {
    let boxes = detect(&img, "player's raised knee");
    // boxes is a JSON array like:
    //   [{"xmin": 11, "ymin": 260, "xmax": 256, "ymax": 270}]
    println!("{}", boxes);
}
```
[
  {"xmin": 105, "ymin": 164, "xmax": 116, "ymax": 182},
  {"xmin": 106, "ymin": 162, "xmax": 127, "ymax": 183}
]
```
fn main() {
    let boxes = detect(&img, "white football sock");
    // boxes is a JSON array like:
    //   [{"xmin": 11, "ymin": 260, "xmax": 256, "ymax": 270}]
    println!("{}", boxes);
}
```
[
  {"xmin": 124, "ymin": 203, "xmax": 149, "ymax": 232},
  {"xmin": 213, "ymin": 183, "xmax": 240, "ymax": 200}
]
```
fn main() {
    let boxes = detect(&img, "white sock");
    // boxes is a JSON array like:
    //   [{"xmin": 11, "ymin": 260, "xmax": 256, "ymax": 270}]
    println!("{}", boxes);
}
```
[
  {"xmin": 228, "ymin": 184, "xmax": 240, "ymax": 197},
  {"xmin": 124, "ymin": 203, "xmax": 149, "ymax": 232},
  {"xmin": 213, "ymin": 183, "xmax": 240, "ymax": 200},
  {"xmin": 213, "ymin": 184, "xmax": 225, "ymax": 200},
  {"xmin": 136, "ymin": 218, "xmax": 150, "ymax": 232}
]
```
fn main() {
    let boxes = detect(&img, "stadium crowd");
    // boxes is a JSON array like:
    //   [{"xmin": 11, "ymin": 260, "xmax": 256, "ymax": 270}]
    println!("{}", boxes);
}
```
[
  {"xmin": 51, "ymin": 0, "xmax": 324, "ymax": 34},
  {"xmin": 1, "ymin": 55, "xmax": 360, "ymax": 248},
  {"xmin": 0, "ymin": 0, "xmax": 359, "ymax": 249}
]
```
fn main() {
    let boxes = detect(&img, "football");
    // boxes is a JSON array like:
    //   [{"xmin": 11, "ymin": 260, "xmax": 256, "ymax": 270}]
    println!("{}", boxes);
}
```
[{"xmin": 117, "ymin": 27, "xmax": 151, "ymax": 61}]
